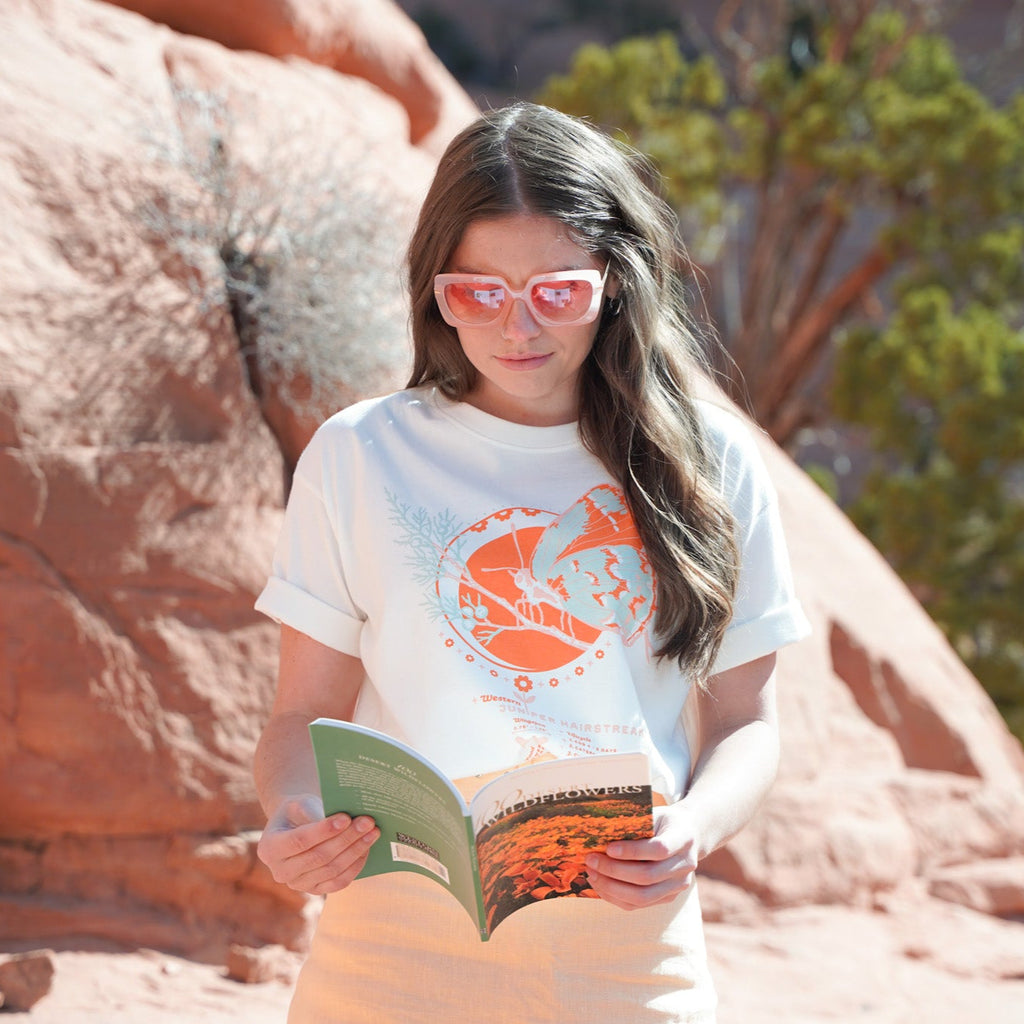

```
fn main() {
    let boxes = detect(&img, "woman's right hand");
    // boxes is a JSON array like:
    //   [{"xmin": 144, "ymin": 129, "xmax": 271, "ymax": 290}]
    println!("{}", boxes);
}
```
[{"xmin": 257, "ymin": 793, "xmax": 380, "ymax": 896}]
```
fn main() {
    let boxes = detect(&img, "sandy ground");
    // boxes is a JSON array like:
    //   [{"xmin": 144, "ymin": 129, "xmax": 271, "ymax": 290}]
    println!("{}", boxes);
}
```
[
  {"xmin": 707, "ymin": 906, "xmax": 1024, "ymax": 1024},
  {"xmin": 14, "ymin": 899, "xmax": 1024, "ymax": 1023},
  {"xmin": 10, "ymin": 948, "xmax": 292, "ymax": 1023}
]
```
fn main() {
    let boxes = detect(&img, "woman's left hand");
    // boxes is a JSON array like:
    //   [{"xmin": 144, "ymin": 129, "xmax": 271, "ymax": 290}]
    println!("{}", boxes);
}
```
[
  {"xmin": 583, "ymin": 800, "xmax": 701, "ymax": 910},
  {"xmin": 585, "ymin": 654, "xmax": 780, "ymax": 911}
]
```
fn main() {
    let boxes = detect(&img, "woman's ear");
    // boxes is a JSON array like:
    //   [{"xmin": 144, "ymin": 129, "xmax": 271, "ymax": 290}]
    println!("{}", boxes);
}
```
[{"xmin": 603, "ymin": 272, "xmax": 622, "ymax": 316}]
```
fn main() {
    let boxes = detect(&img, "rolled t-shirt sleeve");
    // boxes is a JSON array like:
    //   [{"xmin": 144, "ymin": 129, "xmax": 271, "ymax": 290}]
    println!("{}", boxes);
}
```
[
  {"xmin": 705, "ymin": 406, "xmax": 811, "ymax": 676},
  {"xmin": 254, "ymin": 426, "xmax": 365, "ymax": 656}
]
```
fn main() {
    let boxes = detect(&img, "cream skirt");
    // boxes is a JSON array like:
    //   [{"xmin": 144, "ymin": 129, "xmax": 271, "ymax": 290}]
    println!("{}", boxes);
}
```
[{"xmin": 288, "ymin": 871, "xmax": 716, "ymax": 1023}]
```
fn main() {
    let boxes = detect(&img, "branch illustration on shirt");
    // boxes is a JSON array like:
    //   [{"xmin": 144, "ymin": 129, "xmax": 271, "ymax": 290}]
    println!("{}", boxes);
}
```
[{"xmin": 387, "ymin": 485, "xmax": 654, "ymax": 675}]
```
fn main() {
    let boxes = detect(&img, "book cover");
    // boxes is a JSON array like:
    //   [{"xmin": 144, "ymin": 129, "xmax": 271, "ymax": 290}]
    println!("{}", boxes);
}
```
[{"xmin": 309, "ymin": 718, "xmax": 655, "ymax": 940}]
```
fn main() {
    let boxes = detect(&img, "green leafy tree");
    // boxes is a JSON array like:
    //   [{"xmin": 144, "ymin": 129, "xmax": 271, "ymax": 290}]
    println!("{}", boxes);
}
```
[
  {"xmin": 836, "ymin": 281, "xmax": 1024, "ymax": 740},
  {"xmin": 539, "ymin": 4, "xmax": 1023, "ymax": 437},
  {"xmin": 538, "ymin": 3, "xmax": 1024, "ymax": 739}
]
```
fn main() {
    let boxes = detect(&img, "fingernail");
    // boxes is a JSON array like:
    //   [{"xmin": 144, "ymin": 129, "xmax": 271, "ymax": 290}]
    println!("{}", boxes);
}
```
[
  {"xmin": 585, "ymin": 855, "xmax": 599, "ymax": 869},
  {"xmin": 354, "ymin": 817, "xmax": 374, "ymax": 833}
]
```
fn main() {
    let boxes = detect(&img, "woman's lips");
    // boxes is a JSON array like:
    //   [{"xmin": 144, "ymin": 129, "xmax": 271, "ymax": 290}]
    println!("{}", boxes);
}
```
[{"xmin": 495, "ymin": 353, "xmax": 552, "ymax": 371}]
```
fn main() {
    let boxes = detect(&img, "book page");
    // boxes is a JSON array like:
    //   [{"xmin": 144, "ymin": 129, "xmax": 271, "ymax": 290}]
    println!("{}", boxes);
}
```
[{"xmin": 468, "ymin": 752, "xmax": 654, "ymax": 935}]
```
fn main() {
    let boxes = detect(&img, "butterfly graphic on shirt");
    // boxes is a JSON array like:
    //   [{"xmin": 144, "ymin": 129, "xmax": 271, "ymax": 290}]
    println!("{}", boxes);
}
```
[{"xmin": 435, "ymin": 485, "xmax": 655, "ymax": 672}]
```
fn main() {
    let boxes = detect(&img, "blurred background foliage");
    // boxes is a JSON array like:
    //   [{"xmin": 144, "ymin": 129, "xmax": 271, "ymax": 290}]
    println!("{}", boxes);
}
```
[{"xmin": 403, "ymin": 0, "xmax": 1024, "ymax": 742}]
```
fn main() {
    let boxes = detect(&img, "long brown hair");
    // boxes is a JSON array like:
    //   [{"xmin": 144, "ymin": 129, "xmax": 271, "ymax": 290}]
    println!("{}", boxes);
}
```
[{"xmin": 406, "ymin": 103, "xmax": 738, "ymax": 682}]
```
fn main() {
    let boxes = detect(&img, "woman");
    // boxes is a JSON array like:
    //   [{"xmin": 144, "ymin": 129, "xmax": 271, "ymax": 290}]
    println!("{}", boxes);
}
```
[{"xmin": 254, "ymin": 102, "xmax": 809, "ymax": 1023}]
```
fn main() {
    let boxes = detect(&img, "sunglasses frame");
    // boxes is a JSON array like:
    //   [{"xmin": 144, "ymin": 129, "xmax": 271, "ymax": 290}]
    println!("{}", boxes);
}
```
[{"xmin": 433, "ymin": 266, "xmax": 610, "ymax": 328}]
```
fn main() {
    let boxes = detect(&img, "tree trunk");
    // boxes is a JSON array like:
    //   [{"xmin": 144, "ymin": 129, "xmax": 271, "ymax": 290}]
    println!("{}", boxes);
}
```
[{"xmin": 755, "ymin": 244, "xmax": 892, "ymax": 441}]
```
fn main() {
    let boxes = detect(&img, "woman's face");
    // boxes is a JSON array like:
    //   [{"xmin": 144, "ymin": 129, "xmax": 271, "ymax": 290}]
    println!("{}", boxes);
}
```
[{"xmin": 443, "ymin": 214, "xmax": 613, "ymax": 426}]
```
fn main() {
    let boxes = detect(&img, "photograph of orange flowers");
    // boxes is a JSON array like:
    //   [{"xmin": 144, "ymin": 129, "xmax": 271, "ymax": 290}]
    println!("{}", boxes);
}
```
[{"xmin": 476, "ymin": 789, "xmax": 654, "ymax": 933}]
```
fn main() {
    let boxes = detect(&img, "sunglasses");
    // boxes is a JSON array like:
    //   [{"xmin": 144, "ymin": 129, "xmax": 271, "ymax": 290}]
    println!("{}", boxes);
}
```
[{"xmin": 434, "ymin": 266, "xmax": 610, "ymax": 328}]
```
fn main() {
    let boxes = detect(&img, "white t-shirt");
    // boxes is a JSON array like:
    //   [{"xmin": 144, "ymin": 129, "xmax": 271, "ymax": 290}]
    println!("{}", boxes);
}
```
[{"xmin": 256, "ymin": 386, "xmax": 809, "ymax": 801}]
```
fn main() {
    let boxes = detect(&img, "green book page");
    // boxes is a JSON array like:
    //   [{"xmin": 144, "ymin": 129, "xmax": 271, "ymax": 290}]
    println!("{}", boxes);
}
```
[{"xmin": 309, "ymin": 719, "xmax": 483, "ymax": 931}]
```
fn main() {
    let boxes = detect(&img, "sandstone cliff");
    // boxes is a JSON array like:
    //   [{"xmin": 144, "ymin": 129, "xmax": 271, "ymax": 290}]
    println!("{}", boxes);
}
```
[{"xmin": 0, "ymin": 0, "xmax": 471, "ymax": 958}]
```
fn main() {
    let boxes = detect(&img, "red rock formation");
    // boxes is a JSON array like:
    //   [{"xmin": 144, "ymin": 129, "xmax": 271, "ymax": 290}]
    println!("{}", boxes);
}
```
[
  {"xmin": 103, "ymin": 0, "xmax": 478, "ymax": 154},
  {"xmin": 1, "ymin": 0, "xmax": 1022, "ymax": 1017},
  {"xmin": 702, "ymin": 431, "xmax": 1024, "ymax": 912},
  {"xmin": 0, "ymin": 0, "xmax": 470, "ymax": 957},
  {"xmin": 0, "ymin": 951, "xmax": 55, "ymax": 1012}
]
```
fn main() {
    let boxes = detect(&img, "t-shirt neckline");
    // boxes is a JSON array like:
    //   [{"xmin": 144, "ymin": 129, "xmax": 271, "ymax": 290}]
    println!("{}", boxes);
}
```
[{"xmin": 427, "ymin": 388, "xmax": 580, "ymax": 450}]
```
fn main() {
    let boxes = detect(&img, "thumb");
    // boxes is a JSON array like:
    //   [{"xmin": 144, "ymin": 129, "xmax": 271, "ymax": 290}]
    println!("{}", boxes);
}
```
[{"xmin": 272, "ymin": 793, "xmax": 326, "ymax": 830}]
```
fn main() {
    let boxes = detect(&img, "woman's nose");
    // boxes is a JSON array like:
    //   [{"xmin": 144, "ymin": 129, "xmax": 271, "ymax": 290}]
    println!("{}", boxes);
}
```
[{"xmin": 501, "ymin": 298, "xmax": 542, "ymax": 341}]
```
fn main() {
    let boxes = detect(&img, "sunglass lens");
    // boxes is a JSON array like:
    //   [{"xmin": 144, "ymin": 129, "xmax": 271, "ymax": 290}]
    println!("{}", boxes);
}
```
[
  {"xmin": 443, "ymin": 282, "xmax": 506, "ymax": 324},
  {"xmin": 530, "ymin": 278, "xmax": 594, "ymax": 323}
]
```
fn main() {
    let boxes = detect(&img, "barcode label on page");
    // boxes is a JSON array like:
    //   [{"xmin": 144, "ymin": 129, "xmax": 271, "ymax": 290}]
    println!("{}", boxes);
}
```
[{"xmin": 390, "ymin": 841, "xmax": 450, "ymax": 883}]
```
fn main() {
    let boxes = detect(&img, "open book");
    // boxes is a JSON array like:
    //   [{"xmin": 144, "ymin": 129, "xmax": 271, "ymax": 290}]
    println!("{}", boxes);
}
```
[{"xmin": 309, "ymin": 718, "xmax": 655, "ymax": 941}]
